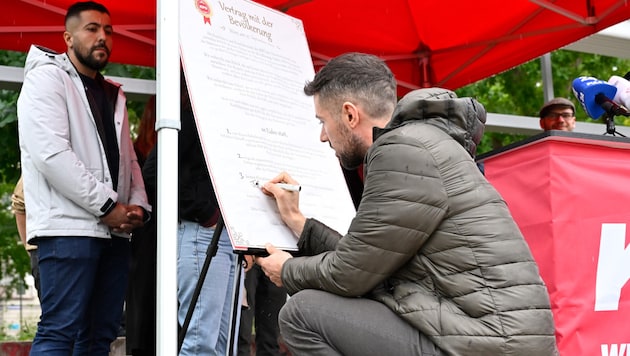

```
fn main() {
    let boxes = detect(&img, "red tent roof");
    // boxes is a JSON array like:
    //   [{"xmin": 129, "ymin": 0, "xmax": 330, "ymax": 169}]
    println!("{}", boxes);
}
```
[{"xmin": 2, "ymin": 0, "xmax": 630, "ymax": 92}]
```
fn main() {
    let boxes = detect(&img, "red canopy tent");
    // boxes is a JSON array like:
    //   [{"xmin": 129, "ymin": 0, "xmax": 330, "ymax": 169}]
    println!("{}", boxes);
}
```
[{"xmin": 2, "ymin": 0, "xmax": 630, "ymax": 93}]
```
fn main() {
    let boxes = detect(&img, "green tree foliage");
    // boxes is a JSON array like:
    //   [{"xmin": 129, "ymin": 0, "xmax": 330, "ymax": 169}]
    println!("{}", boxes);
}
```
[
  {"xmin": 0, "ymin": 51, "xmax": 24, "ymax": 184},
  {"xmin": 0, "ymin": 51, "xmax": 27, "ymax": 298},
  {"xmin": 0, "ymin": 183, "xmax": 29, "ymax": 299}
]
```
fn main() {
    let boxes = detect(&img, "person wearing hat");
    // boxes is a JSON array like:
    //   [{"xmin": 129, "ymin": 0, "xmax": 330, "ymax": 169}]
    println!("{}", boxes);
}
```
[{"xmin": 539, "ymin": 97, "xmax": 576, "ymax": 131}]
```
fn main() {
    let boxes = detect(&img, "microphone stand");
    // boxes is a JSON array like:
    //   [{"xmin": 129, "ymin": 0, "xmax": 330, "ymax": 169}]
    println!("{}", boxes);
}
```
[{"xmin": 603, "ymin": 113, "xmax": 627, "ymax": 137}]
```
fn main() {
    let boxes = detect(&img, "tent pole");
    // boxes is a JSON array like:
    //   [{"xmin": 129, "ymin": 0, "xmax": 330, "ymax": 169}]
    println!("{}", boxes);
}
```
[
  {"xmin": 541, "ymin": 53, "xmax": 555, "ymax": 102},
  {"xmin": 155, "ymin": 0, "xmax": 181, "ymax": 355}
]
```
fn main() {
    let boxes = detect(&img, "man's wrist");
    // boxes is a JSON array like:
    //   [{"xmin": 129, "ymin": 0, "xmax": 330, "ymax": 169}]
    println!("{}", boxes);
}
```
[
  {"xmin": 288, "ymin": 215, "xmax": 306, "ymax": 237},
  {"xmin": 100, "ymin": 200, "xmax": 118, "ymax": 218}
]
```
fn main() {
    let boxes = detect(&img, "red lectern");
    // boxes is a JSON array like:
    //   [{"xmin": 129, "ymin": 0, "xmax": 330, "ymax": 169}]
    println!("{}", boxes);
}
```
[{"xmin": 478, "ymin": 131, "xmax": 630, "ymax": 356}]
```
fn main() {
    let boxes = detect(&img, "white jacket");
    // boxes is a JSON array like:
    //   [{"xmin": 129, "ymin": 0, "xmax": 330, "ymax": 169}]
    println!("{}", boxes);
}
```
[{"xmin": 17, "ymin": 45, "xmax": 150, "ymax": 241}]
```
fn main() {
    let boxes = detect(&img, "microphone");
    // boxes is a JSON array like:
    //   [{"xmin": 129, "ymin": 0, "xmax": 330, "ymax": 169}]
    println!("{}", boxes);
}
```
[
  {"xmin": 608, "ymin": 75, "xmax": 630, "ymax": 109},
  {"xmin": 571, "ymin": 76, "xmax": 620, "ymax": 119}
]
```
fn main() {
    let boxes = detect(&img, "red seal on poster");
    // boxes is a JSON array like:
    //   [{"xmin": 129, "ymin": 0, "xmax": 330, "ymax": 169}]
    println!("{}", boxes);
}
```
[{"xmin": 195, "ymin": 0, "xmax": 213, "ymax": 25}]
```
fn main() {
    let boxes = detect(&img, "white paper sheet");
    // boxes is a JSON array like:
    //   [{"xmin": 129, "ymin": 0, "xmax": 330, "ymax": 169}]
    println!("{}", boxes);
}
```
[{"xmin": 179, "ymin": 0, "xmax": 356, "ymax": 251}]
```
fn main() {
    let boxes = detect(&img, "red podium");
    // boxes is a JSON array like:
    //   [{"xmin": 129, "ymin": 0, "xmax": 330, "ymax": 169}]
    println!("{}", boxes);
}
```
[{"xmin": 478, "ymin": 131, "xmax": 630, "ymax": 356}]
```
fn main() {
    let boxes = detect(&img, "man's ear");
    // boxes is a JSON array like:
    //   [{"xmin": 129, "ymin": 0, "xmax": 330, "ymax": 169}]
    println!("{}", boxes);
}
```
[
  {"xmin": 64, "ymin": 31, "xmax": 73, "ymax": 48},
  {"xmin": 342, "ymin": 102, "xmax": 360, "ymax": 128}
]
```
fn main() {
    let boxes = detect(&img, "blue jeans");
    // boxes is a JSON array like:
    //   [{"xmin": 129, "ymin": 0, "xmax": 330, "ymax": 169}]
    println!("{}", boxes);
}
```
[
  {"xmin": 177, "ymin": 220, "xmax": 239, "ymax": 356},
  {"xmin": 30, "ymin": 236, "xmax": 130, "ymax": 356}
]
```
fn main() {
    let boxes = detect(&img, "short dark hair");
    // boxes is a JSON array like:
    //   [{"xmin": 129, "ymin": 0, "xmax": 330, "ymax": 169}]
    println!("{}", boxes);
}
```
[
  {"xmin": 304, "ymin": 53, "xmax": 397, "ymax": 119},
  {"xmin": 65, "ymin": 1, "xmax": 110, "ymax": 26}
]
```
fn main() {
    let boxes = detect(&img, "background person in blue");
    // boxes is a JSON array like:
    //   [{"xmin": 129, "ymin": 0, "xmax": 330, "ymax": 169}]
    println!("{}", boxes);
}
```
[
  {"xmin": 17, "ymin": 1, "xmax": 150, "ymax": 354},
  {"xmin": 255, "ymin": 53, "xmax": 558, "ymax": 356}
]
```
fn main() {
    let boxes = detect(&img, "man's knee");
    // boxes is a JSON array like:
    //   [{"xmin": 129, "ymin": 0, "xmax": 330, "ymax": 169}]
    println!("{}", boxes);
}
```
[
  {"xmin": 279, "ymin": 290, "xmax": 308, "ymax": 329},
  {"xmin": 278, "ymin": 293, "xmax": 297, "ymax": 328}
]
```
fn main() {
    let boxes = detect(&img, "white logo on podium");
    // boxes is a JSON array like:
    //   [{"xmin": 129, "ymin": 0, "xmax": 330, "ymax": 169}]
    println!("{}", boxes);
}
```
[
  {"xmin": 601, "ymin": 343, "xmax": 629, "ymax": 356},
  {"xmin": 595, "ymin": 223, "xmax": 630, "ymax": 311}
]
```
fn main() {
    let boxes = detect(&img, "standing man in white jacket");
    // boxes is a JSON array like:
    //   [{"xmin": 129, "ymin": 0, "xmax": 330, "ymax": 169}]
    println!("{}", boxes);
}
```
[{"xmin": 17, "ymin": 2, "xmax": 150, "ymax": 354}]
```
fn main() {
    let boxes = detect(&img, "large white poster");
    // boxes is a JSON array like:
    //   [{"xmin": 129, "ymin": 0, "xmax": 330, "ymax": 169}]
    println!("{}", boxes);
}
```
[{"xmin": 179, "ymin": 0, "xmax": 355, "ymax": 252}]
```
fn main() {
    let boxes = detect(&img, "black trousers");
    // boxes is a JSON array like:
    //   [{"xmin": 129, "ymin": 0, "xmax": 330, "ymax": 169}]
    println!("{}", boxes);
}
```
[
  {"xmin": 237, "ymin": 264, "xmax": 288, "ymax": 356},
  {"xmin": 125, "ymin": 219, "xmax": 157, "ymax": 356}
]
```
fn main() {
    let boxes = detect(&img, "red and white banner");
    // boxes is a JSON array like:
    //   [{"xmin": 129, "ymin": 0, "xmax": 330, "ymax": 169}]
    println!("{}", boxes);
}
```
[{"xmin": 482, "ymin": 132, "xmax": 630, "ymax": 356}]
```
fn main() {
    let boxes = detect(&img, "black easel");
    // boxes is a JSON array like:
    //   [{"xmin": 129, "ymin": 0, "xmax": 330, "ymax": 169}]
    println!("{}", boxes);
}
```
[{"xmin": 178, "ymin": 215, "xmax": 244, "ymax": 355}]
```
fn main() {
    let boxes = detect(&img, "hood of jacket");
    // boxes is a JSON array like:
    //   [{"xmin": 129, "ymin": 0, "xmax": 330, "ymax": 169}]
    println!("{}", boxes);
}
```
[
  {"xmin": 24, "ymin": 45, "xmax": 75, "ymax": 78},
  {"xmin": 375, "ymin": 87, "xmax": 487, "ymax": 157}
]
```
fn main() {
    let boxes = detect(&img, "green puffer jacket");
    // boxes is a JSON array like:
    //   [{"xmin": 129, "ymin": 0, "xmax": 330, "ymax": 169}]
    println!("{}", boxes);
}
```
[{"xmin": 281, "ymin": 88, "xmax": 558, "ymax": 356}]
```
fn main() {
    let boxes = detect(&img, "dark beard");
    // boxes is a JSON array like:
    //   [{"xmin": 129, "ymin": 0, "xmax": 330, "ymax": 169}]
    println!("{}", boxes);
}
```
[
  {"xmin": 337, "ymin": 128, "xmax": 366, "ymax": 170},
  {"xmin": 74, "ymin": 46, "xmax": 109, "ymax": 71}
]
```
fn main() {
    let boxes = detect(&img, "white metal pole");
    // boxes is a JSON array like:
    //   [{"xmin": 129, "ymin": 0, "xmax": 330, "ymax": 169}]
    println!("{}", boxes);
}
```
[
  {"xmin": 155, "ymin": 0, "xmax": 180, "ymax": 354},
  {"xmin": 540, "ymin": 53, "xmax": 554, "ymax": 102}
]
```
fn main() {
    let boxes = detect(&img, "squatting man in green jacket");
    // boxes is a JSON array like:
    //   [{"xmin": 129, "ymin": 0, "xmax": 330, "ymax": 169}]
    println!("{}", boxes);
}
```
[{"xmin": 255, "ymin": 52, "xmax": 559, "ymax": 356}]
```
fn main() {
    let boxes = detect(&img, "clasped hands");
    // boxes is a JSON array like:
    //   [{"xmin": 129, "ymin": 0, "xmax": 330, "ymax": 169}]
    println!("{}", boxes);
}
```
[{"xmin": 100, "ymin": 203, "xmax": 145, "ymax": 234}]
